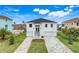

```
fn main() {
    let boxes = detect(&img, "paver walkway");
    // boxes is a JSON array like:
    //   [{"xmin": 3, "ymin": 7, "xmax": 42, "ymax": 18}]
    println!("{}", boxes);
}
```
[
  {"xmin": 14, "ymin": 37, "xmax": 32, "ymax": 53},
  {"xmin": 15, "ymin": 36, "xmax": 72, "ymax": 53},
  {"xmin": 44, "ymin": 37, "xmax": 72, "ymax": 53}
]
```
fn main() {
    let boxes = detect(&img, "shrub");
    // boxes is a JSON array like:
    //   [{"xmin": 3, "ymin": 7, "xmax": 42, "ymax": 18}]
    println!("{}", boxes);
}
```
[
  {"xmin": 9, "ymin": 35, "xmax": 15, "ymax": 45},
  {"xmin": 62, "ymin": 27, "xmax": 68, "ymax": 34},
  {"xmin": 66, "ymin": 28, "xmax": 79, "ymax": 44},
  {"xmin": 0, "ymin": 28, "xmax": 12, "ymax": 40},
  {"xmin": 57, "ymin": 32, "xmax": 68, "ymax": 39}
]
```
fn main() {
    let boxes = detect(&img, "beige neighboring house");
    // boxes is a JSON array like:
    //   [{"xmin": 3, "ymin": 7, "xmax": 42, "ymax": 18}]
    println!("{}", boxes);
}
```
[
  {"xmin": 13, "ymin": 24, "xmax": 26, "ymax": 34},
  {"xmin": 63, "ymin": 18, "xmax": 79, "ymax": 28}
]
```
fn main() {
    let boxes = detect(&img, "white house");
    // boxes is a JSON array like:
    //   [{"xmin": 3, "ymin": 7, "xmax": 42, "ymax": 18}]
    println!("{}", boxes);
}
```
[{"xmin": 26, "ymin": 18, "xmax": 57, "ymax": 39}]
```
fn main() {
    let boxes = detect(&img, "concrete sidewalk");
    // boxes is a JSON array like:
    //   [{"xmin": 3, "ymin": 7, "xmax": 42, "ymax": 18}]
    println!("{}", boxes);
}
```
[
  {"xmin": 14, "ymin": 37, "xmax": 32, "ymax": 53},
  {"xmin": 44, "ymin": 37, "xmax": 72, "ymax": 53}
]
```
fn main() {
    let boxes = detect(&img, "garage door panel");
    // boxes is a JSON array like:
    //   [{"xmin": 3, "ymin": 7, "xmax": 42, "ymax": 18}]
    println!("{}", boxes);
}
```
[
  {"xmin": 27, "ymin": 31, "xmax": 33, "ymax": 37},
  {"xmin": 44, "ymin": 31, "xmax": 56, "ymax": 37}
]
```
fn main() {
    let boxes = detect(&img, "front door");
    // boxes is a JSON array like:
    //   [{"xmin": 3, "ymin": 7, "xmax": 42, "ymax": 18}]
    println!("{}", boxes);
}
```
[{"xmin": 35, "ymin": 25, "xmax": 40, "ymax": 38}]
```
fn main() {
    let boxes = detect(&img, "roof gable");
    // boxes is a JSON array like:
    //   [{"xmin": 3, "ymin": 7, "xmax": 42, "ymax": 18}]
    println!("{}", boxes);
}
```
[
  {"xmin": 63, "ymin": 17, "xmax": 79, "ymax": 23},
  {"xmin": 27, "ymin": 18, "xmax": 57, "ymax": 23},
  {"xmin": 0, "ymin": 15, "xmax": 13, "ymax": 21}
]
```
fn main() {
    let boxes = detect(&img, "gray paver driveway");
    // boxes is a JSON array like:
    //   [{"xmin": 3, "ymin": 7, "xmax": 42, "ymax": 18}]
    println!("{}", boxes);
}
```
[{"xmin": 44, "ymin": 37, "xmax": 72, "ymax": 53}]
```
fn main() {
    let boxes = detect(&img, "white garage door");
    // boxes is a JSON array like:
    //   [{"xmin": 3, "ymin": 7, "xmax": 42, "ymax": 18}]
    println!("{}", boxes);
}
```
[
  {"xmin": 27, "ymin": 31, "xmax": 33, "ymax": 37},
  {"xmin": 44, "ymin": 31, "xmax": 56, "ymax": 37}
]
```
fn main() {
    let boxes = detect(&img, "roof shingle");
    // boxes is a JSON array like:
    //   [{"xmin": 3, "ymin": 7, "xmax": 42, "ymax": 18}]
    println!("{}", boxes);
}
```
[{"xmin": 27, "ymin": 18, "xmax": 57, "ymax": 23}]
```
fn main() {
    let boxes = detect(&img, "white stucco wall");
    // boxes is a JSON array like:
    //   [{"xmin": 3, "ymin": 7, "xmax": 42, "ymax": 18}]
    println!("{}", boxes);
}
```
[
  {"xmin": 40, "ymin": 23, "xmax": 57, "ymax": 37},
  {"xmin": 26, "ymin": 22, "xmax": 57, "ymax": 38}
]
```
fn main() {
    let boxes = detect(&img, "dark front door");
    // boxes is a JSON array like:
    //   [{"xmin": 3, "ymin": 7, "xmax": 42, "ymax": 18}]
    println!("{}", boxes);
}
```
[
  {"xmin": 36, "ymin": 27, "xmax": 39, "ymax": 32},
  {"xmin": 35, "ymin": 25, "xmax": 40, "ymax": 38}
]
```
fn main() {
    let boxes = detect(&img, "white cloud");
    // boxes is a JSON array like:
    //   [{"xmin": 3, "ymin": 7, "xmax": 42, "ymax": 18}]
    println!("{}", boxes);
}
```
[
  {"xmin": 0, "ymin": 8, "xmax": 37, "ymax": 24},
  {"xmin": 64, "ymin": 5, "xmax": 74, "ymax": 13},
  {"xmin": 33, "ymin": 8, "xmax": 50, "ymax": 15},
  {"xmin": 13, "ymin": 9, "xmax": 20, "ymax": 12},
  {"xmin": 39, "ymin": 9, "xmax": 50, "ymax": 14},
  {"xmin": 3, "ymin": 7, "xmax": 20, "ymax": 12},
  {"xmin": 68, "ymin": 9, "xmax": 72, "ymax": 12},
  {"xmin": 33, "ymin": 8, "xmax": 39, "ymax": 12},
  {"xmin": 69, "ymin": 5, "xmax": 75, "ymax": 8},
  {"xmin": 48, "ymin": 10, "xmax": 70, "ymax": 17},
  {"xmin": 64, "ymin": 7, "xmax": 69, "ymax": 10}
]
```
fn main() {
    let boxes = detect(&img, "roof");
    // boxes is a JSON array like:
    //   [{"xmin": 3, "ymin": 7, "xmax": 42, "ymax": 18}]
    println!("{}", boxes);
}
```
[
  {"xmin": 27, "ymin": 18, "xmax": 57, "ymax": 23},
  {"xmin": 13, "ymin": 24, "xmax": 26, "ymax": 30},
  {"xmin": 63, "ymin": 17, "xmax": 79, "ymax": 23},
  {"xmin": 0, "ymin": 15, "xmax": 13, "ymax": 21}
]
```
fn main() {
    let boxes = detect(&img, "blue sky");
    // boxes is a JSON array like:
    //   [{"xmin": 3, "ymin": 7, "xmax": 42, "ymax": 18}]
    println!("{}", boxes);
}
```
[{"xmin": 0, "ymin": 5, "xmax": 79, "ymax": 24}]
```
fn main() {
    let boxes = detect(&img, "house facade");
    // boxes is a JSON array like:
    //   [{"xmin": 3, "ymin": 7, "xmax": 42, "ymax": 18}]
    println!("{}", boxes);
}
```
[
  {"xmin": 13, "ymin": 24, "xmax": 26, "ymax": 34},
  {"xmin": 0, "ymin": 15, "xmax": 14, "ymax": 31},
  {"xmin": 26, "ymin": 18, "xmax": 57, "ymax": 38},
  {"xmin": 63, "ymin": 18, "xmax": 79, "ymax": 28}
]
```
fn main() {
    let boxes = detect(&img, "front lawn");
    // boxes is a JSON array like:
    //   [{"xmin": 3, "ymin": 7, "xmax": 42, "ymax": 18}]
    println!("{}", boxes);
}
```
[
  {"xmin": 57, "ymin": 32, "xmax": 79, "ymax": 53},
  {"xmin": 28, "ymin": 39, "xmax": 48, "ymax": 53},
  {"xmin": 0, "ymin": 32, "xmax": 26, "ymax": 53}
]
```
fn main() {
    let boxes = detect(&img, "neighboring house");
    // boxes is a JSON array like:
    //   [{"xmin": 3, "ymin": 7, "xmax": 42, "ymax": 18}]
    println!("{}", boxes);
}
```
[
  {"xmin": 0, "ymin": 15, "xmax": 14, "ymax": 31},
  {"xmin": 26, "ymin": 18, "xmax": 57, "ymax": 38},
  {"xmin": 63, "ymin": 18, "xmax": 79, "ymax": 28},
  {"xmin": 13, "ymin": 24, "xmax": 26, "ymax": 34}
]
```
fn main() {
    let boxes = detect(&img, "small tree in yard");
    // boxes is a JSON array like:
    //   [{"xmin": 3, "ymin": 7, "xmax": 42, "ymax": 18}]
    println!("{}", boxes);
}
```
[
  {"xmin": 0, "ymin": 28, "xmax": 12, "ymax": 40},
  {"xmin": 66, "ymin": 28, "xmax": 79, "ymax": 45},
  {"xmin": 9, "ymin": 35, "xmax": 15, "ymax": 45}
]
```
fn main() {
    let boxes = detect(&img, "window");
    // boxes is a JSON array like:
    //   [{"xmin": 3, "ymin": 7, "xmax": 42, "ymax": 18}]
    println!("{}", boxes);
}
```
[
  {"xmin": 29, "ymin": 24, "xmax": 32, "ymax": 27},
  {"xmin": 77, "ymin": 23, "xmax": 79, "ymax": 26},
  {"xmin": 5, "ymin": 24, "xmax": 8, "ymax": 29},
  {"xmin": 51, "ymin": 24, "xmax": 53, "ymax": 27},
  {"xmin": 62, "ymin": 24, "xmax": 64, "ymax": 27},
  {"xmin": 45, "ymin": 24, "xmax": 47, "ymax": 28}
]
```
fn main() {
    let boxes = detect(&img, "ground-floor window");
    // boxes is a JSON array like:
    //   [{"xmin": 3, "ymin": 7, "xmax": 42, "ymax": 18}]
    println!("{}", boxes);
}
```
[{"xmin": 76, "ymin": 22, "xmax": 79, "ymax": 26}]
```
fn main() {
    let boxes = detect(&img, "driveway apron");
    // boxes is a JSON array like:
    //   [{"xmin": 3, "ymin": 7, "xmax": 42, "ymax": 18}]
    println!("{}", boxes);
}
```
[{"xmin": 44, "ymin": 37, "xmax": 72, "ymax": 53}]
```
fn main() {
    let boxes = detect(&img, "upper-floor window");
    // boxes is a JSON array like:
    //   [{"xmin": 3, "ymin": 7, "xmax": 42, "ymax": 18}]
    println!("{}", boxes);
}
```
[
  {"xmin": 51, "ymin": 24, "xmax": 53, "ymax": 27},
  {"xmin": 29, "ymin": 24, "xmax": 32, "ymax": 27},
  {"xmin": 45, "ymin": 24, "xmax": 47, "ymax": 28},
  {"xmin": 77, "ymin": 23, "xmax": 79, "ymax": 26}
]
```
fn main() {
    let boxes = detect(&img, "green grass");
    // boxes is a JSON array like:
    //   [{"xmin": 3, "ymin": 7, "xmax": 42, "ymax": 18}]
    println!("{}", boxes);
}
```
[
  {"xmin": 0, "ymin": 32, "xmax": 26, "ymax": 53},
  {"xmin": 28, "ymin": 39, "xmax": 48, "ymax": 53},
  {"xmin": 57, "ymin": 32, "xmax": 79, "ymax": 53}
]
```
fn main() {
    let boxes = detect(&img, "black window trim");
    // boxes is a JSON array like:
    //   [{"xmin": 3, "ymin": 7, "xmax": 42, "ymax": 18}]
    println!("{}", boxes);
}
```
[
  {"xmin": 45, "ymin": 24, "xmax": 47, "ymax": 28},
  {"xmin": 51, "ymin": 24, "xmax": 53, "ymax": 27},
  {"xmin": 29, "ymin": 24, "xmax": 32, "ymax": 27}
]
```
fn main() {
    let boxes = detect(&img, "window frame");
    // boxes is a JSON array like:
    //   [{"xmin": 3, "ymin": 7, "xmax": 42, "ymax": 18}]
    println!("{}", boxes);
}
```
[
  {"xmin": 51, "ymin": 24, "xmax": 53, "ymax": 28},
  {"xmin": 45, "ymin": 24, "xmax": 47, "ymax": 28},
  {"xmin": 29, "ymin": 24, "xmax": 32, "ymax": 27}
]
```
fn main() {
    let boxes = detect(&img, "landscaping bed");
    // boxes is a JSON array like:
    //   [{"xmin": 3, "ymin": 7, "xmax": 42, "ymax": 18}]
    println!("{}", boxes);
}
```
[
  {"xmin": 57, "ymin": 32, "xmax": 79, "ymax": 53},
  {"xmin": 28, "ymin": 39, "xmax": 48, "ymax": 53},
  {"xmin": 0, "ymin": 32, "xmax": 26, "ymax": 53}
]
